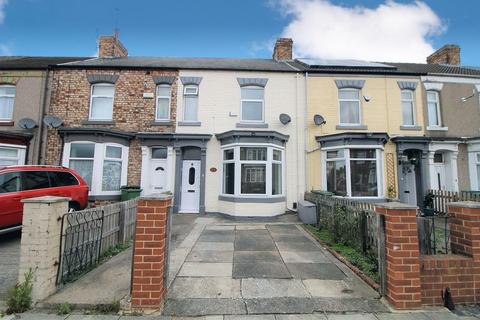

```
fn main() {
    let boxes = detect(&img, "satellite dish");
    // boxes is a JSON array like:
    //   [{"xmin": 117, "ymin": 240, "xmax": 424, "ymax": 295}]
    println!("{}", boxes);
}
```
[
  {"xmin": 313, "ymin": 114, "xmax": 326, "ymax": 126},
  {"xmin": 43, "ymin": 115, "xmax": 63, "ymax": 128},
  {"xmin": 279, "ymin": 113, "xmax": 291, "ymax": 125},
  {"xmin": 18, "ymin": 118, "xmax": 37, "ymax": 129}
]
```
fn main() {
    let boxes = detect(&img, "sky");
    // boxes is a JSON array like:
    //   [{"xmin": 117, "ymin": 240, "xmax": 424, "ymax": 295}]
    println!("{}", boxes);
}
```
[{"xmin": 0, "ymin": 0, "xmax": 478, "ymax": 65}]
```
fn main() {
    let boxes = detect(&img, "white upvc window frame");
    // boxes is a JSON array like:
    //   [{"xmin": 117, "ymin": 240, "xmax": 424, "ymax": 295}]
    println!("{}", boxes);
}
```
[
  {"xmin": 240, "ymin": 86, "xmax": 265, "ymax": 123},
  {"xmin": 0, "ymin": 143, "xmax": 26, "ymax": 166},
  {"xmin": 321, "ymin": 145, "xmax": 384, "ymax": 199},
  {"xmin": 183, "ymin": 84, "xmax": 199, "ymax": 122},
  {"xmin": 63, "ymin": 141, "xmax": 129, "ymax": 196},
  {"xmin": 468, "ymin": 142, "xmax": 480, "ymax": 191},
  {"xmin": 426, "ymin": 90, "xmax": 442, "ymax": 127},
  {"xmin": 338, "ymin": 88, "xmax": 362, "ymax": 126},
  {"xmin": 0, "ymin": 84, "xmax": 15, "ymax": 121},
  {"xmin": 89, "ymin": 83, "xmax": 115, "ymax": 121},
  {"xmin": 401, "ymin": 89, "xmax": 416, "ymax": 126},
  {"xmin": 220, "ymin": 143, "xmax": 285, "ymax": 198},
  {"xmin": 155, "ymin": 84, "xmax": 171, "ymax": 121}
]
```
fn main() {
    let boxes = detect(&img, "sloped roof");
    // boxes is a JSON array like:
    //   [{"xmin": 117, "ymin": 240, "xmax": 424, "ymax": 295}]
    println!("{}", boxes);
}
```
[
  {"xmin": 0, "ymin": 56, "xmax": 90, "ymax": 70},
  {"xmin": 387, "ymin": 63, "xmax": 480, "ymax": 77}
]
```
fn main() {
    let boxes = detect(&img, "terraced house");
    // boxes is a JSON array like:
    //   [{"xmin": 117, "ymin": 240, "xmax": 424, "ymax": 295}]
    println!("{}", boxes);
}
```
[{"xmin": 45, "ymin": 36, "xmax": 306, "ymax": 216}]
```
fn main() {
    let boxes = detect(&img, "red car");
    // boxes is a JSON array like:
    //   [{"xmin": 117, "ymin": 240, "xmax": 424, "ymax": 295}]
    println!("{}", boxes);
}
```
[{"xmin": 0, "ymin": 165, "xmax": 89, "ymax": 231}]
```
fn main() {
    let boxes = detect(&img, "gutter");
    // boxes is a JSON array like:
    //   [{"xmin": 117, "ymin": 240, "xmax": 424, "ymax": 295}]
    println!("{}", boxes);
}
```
[{"xmin": 37, "ymin": 67, "xmax": 50, "ymax": 164}]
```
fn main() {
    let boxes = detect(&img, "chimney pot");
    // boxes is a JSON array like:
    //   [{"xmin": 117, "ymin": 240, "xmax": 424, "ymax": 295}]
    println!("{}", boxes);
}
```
[
  {"xmin": 98, "ymin": 35, "xmax": 128, "ymax": 58},
  {"xmin": 272, "ymin": 38, "xmax": 293, "ymax": 61},
  {"xmin": 427, "ymin": 44, "xmax": 460, "ymax": 65}
]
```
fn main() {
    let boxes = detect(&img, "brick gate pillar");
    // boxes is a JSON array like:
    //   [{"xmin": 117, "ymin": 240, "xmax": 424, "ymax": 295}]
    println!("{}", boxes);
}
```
[
  {"xmin": 19, "ymin": 196, "xmax": 70, "ymax": 303},
  {"xmin": 131, "ymin": 194, "xmax": 172, "ymax": 310},
  {"xmin": 448, "ymin": 201, "xmax": 480, "ymax": 261},
  {"xmin": 375, "ymin": 202, "xmax": 422, "ymax": 309}
]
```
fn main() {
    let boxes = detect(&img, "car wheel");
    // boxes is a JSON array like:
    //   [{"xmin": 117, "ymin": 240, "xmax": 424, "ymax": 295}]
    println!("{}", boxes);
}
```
[{"xmin": 68, "ymin": 202, "xmax": 80, "ymax": 212}]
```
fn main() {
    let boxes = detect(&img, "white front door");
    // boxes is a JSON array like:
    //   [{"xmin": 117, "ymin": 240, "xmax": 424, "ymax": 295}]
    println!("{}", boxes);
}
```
[
  {"xmin": 402, "ymin": 164, "xmax": 417, "ymax": 206},
  {"xmin": 180, "ymin": 160, "xmax": 201, "ymax": 213},
  {"xmin": 151, "ymin": 159, "xmax": 168, "ymax": 192},
  {"xmin": 433, "ymin": 164, "xmax": 446, "ymax": 190}
]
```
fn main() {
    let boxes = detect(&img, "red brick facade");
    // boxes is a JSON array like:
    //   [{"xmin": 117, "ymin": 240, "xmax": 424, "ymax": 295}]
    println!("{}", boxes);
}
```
[
  {"xmin": 131, "ymin": 196, "xmax": 172, "ymax": 309},
  {"xmin": 98, "ymin": 35, "xmax": 128, "ymax": 58},
  {"xmin": 45, "ymin": 68, "xmax": 178, "ymax": 186},
  {"xmin": 427, "ymin": 44, "xmax": 461, "ymax": 65}
]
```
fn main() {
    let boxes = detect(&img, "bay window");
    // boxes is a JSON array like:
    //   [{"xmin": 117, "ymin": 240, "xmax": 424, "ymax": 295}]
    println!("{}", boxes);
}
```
[
  {"xmin": 338, "ymin": 88, "xmax": 361, "ymax": 125},
  {"xmin": 324, "ymin": 147, "xmax": 382, "ymax": 198},
  {"xmin": 0, "ymin": 85, "xmax": 15, "ymax": 121},
  {"xmin": 221, "ymin": 145, "xmax": 283, "ymax": 198},
  {"xmin": 156, "ymin": 85, "xmax": 171, "ymax": 121},
  {"xmin": 401, "ymin": 90, "xmax": 415, "ymax": 126},
  {"xmin": 241, "ymin": 86, "xmax": 264, "ymax": 123},
  {"xmin": 64, "ymin": 142, "xmax": 128, "ymax": 196},
  {"xmin": 89, "ymin": 83, "xmax": 115, "ymax": 121}
]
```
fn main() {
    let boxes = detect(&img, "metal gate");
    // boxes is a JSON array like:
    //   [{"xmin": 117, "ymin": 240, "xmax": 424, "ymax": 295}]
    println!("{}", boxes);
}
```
[{"xmin": 56, "ymin": 208, "xmax": 104, "ymax": 285}]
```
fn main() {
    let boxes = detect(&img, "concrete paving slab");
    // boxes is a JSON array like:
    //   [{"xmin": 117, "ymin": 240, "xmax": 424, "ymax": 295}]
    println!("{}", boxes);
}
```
[
  {"xmin": 235, "ymin": 225, "xmax": 266, "ymax": 230},
  {"xmin": 193, "ymin": 242, "xmax": 235, "ymax": 251},
  {"xmin": 375, "ymin": 313, "xmax": 431, "ymax": 320},
  {"xmin": 205, "ymin": 225, "xmax": 235, "ymax": 231},
  {"xmin": 287, "ymin": 263, "xmax": 345, "ymax": 280},
  {"xmin": 303, "ymin": 279, "xmax": 354, "ymax": 297},
  {"xmin": 224, "ymin": 316, "xmax": 275, "ymax": 320},
  {"xmin": 275, "ymin": 241, "xmax": 322, "ymax": 252},
  {"xmin": 326, "ymin": 314, "xmax": 378, "ymax": 320},
  {"xmin": 245, "ymin": 297, "xmax": 314, "ymax": 314},
  {"xmin": 67, "ymin": 316, "xmax": 122, "ymax": 320},
  {"xmin": 0, "ymin": 230, "xmax": 21, "ymax": 302},
  {"xmin": 197, "ymin": 233, "xmax": 235, "ymax": 242},
  {"xmin": 235, "ymin": 230, "xmax": 270, "ymax": 238},
  {"xmin": 186, "ymin": 250, "xmax": 234, "ymax": 263},
  {"xmin": 266, "ymin": 225, "xmax": 303, "ymax": 235},
  {"xmin": 163, "ymin": 298, "xmax": 247, "ymax": 316},
  {"xmin": 169, "ymin": 277, "xmax": 241, "ymax": 299},
  {"xmin": 233, "ymin": 251, "xmax": 282, "ymax": 263},
  {"xmin": 270, "ymin": 234, "xmax": 312, "ymax": 242},
  {"xmin": 241, "ymin": 278, "xmax": 310, "ymax": 298},
  {"xmin": 178, "ymin": 262, "xmax": 232, "ymax": 277},
  {"xmin": 178, "ymin": 223, "xmax": 205, "ymax": 248},
  {"xmin": 234, "ymin": 238, "xmax": 276, "ymax": 251},
  {"xmin": 15, "ymin": 314, "xmax": 69, "ymax": 320},
  {"xmin": 276, "ymin": 315, "xmax": 327, "ymax": 320},
  {"xmin": 233, "ymin": 262, "xmax": 291, "ymax": 279},
  {"xmin": 279, "ymin": 251, "xmax": 329, "ymax": 263},
  {"xmin": 312, "ymin": 297, "xmax": 389, "ymax": 313},
  {"xmin": 425, "ymin": 311, "xmax": 474, "ymax": 320}
]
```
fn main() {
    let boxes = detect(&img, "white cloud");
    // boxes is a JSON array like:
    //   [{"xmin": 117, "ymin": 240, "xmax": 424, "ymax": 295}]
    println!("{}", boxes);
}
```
[
  {"xmin": 276, "ymin": 0, "xmax": 445, "ymax": 62},
  {"xmin": 0, "ymin": 0, "xmax": 7, "ymax": 24}
]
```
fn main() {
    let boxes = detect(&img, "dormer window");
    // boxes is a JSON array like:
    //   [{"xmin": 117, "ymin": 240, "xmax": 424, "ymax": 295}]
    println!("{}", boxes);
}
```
[
  {"xmin": 240, "ymin": 86, "xmax": 264, "ymax": 123},
  {"xmin": 338, "ymin": 88, "xmax": 361, "ymax": 125},
  {"xmin": 89, "ymin": 83, "xmax": 114, "ymax": 121}
]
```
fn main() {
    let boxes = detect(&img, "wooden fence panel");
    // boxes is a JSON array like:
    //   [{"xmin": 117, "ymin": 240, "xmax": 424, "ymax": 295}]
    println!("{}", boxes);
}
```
[{"xmin": 427, "ymin": 189, "xmax": 480, "ymax": 216}]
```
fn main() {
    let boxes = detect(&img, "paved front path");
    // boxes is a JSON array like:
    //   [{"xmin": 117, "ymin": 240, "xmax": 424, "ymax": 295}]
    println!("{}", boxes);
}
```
[
  {"xmin": 163, "ymin": 215, "xmax": 386, "ymax": 317},
  {"xmin": 0, "ymin": 230, "xmax": 21, "ymax": 308}
]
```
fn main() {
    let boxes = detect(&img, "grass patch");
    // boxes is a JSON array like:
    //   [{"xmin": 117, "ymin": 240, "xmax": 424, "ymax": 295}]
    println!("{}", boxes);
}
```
[
  {"xmin": 56, "ymin": 302, "xmax": 72, "ymax": 315},
  {"xmin": 93, "ymin": 299, "xmax": 120, "ymax": 314},
  {"xmin": 6, "ymin": 270, "xmax": 33, "ymax": 314},
  {"xmin": 304, "ymin": 224, "xmax": 379, "ymax": 283}
]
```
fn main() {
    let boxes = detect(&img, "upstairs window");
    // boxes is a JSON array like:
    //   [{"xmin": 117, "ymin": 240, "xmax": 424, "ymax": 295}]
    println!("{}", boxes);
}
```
[
  {"xmin": 339, "ymin": 88, "xmax": 361, "ymax": 125},
  {"xmin": 427, "ymin": 91, "xmax": 441, "ymax": 127},
  {"xmin": 241, "ymin": 86, "xmax": 264, "ymax": 123},
  {"xmin": 89, "ymin": 83, "xmax": 114, "ymax": 121},
  {"xmin": 401, "ymin": 90, "xmax": 415, "ymax": 126},
  {"xmin": 0, "ymin": 85, "xmax": 15, "ymax": 121},
  {"xmin": 183, "ymin": 85, "xmax": 198, "ymax": 121},
  {"xmin": 156, "ymin": 85, "xmax": 171, "ymax": 121}
]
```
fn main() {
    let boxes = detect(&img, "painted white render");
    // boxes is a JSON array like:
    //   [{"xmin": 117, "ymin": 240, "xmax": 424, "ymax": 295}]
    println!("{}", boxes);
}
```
[{"xmin": 175, "ymin": 69, "xmax": 306, "ymax": 216}]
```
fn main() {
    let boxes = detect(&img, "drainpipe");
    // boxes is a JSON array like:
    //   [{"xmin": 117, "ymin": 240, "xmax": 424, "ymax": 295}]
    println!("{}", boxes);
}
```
[{"xmin": 37, "ymin": 67, "xmax": 50, "ymax": 164}]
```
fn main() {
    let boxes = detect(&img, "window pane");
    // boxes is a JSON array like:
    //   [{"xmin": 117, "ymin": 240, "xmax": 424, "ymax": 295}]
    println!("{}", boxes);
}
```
[
  {"xmin": 157, "ymin": 85, "xmax": 170, "ymax": 96},
  {"xmin": 184, "ymin": 96, "xmax": 198, "ymax": 121},
  {"xmin": 401, "ymin": 91, "xmax": 413, "ymax": 100},
  {"xmin": 339, "ymin": 89, "xmax": 359, "ymax": 100},
  {"xmin": 339, "ymin": 101, "xmax": 360, "ymax": 124},
  {"xmin": 428, "ymin": 102, "xmax": 439, "ymax": 126},
  {"xmin": 402, "ymin": 101, "xmax": 414, "ymax": 125},
  {"xmin": 70, "ymin": 143, "xmax": 95, "ymax": 158},
  {"xmin": 22, "ymin": 171, "xmax": 50, "ymax": 191},
  {"xmin": 0, "ymin": 172, "xmax": 21, "ymax": 193},
  {"xmin": 223, "ymin": 163, "xmax": 235, "ymax": 194},
  {"xmin": 0, "ymin": 86, "xmax": 15, "ymax": 95},
  {"xmin": 241, "ymin": 87, "xmax": 264, "ymax": 100},
  {"xmin": 240, "ymin": 147, "xmax": 267, "ymax": 161},
  {"xmin": 241, "ymin": 101, "xmax": 263, "ymax": 121},
  {"xmin": 91, "ymin": 97, "xmax": 113, "ymax": 119},
  {"xmin": 93, "ymin": 85, "xmax": 114, "ymax": 96},
  {"xmin": 327, "ymin": 150, "xmax": 344, "ymax": 159},
  {"xmin": 106, "ymin": 146, "xmax": 122, "ymax": 159},
  {"xmin": 0, "ymin": 148, "xmax": 18, "ymax": 158},
  {"xmin": 224, "ymin": 149, "xmax": 234, "ymax": 160},
  {"xmin": 350, "ymin": 149, "xmax": 376, "ymax": 159},
  {"xmin": 49, "ymin": 172, "xmax": 78, "ymax": 187},
  {"xmin": 102, "ymin": 160, "xmax": 121, "ymax": 191},
  {"xmin": 156, "ymin": 97, "xmax": 170, "ymax": 119},
  {"xmin": 427, "ymin": 91, "xmax": 437, "ymax": 102},
  {"xmin": 188, "ymin": 167, "xmax": 195, "ymax": 185},
  {"xmin": 434, "ymin": 153, "xmax": 444, "ymax": 163},
  {"xmin": 241, "ymin": 164, "xmax": 266, "ymax": 194},
  {"xmin": 184, "ymin": 86, "xmax": 198, "ymax": 95},
  {"xmin": 326, "ymin": 160, "xmax": 346, "ymax": 195},
  {"xmin": 273, "ymin": 150, "xmax": 282, "ymax": 161},
  {"xmin": 0, "ymin": 96, "xmax": 14, "ymax": 119},
  {"xmin": 350, "ymin": 159, "xmax": 377, "ymax": 197},
  {"xmin": 477, "ymin": 164, "xmax": 480, "ymax": 189},
  {"xmin": 70, "ymin": 159, "xmax": 93, "ymax": 188},
  {"xmin": 0, "ymin": 159, "xmax": 19, "ymax": 166},
  {"xmin": 272, "ymin": 163, "xmax": 282, "ymax": 195},
  {"xmin": 152, "ymin": 148, "xmax": 167, "ymax": 159}
]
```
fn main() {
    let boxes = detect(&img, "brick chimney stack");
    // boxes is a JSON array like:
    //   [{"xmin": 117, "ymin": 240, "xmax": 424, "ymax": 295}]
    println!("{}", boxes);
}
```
[
  {"xmin": 272, "ymin": 38, "xmax": 293, "ymax": 61},
  {"xmin": 98, "ymin": 34, "xmax": 128, "ymax": 58},
  {"xmin": 427, "ymin": 44, "xmax": 460, "ymax": 65}
]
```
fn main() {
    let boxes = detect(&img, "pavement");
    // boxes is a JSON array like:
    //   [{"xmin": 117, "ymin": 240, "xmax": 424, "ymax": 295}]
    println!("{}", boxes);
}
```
[{"xmin": 0, "ymin": 230, "xmax": 21, "ymax": 309}]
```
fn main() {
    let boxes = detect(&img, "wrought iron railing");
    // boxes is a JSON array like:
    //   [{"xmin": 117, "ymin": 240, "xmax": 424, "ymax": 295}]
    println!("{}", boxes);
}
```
[{"xmin": 417, "ymin": 214, "xmax": 450, "ymax": 255}]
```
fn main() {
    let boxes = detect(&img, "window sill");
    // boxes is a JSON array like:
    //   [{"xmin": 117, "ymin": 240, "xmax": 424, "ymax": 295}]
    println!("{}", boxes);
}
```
[
  {"xmin": 82, "ymin": 120, "xmax": 115, "ymax": 125},
  {"xmin": 150, "ymin": 120, "xmax": 174, "ymax": 126},
  {"xmin": 88, "ymin": 194, "xmax": 121, "ymax": 201},
  {"xmin": 0, "ymin": 121, "xmax": 14, "ymax": 126},
  {"xmin": 218, "ymin": 195, "xmax": 285, "ymax": 203},
  {"xmin": 400, "ymin": 125, "xmax": 422, "ymax": 131},
  {"xmin": 178, "ymin": 121, "xmax": 201, "ymax": 126},
  {"xmin": 335, "ymin": 124, "xmax": 368, "ymax": 130},
  {"xmin": 426, "ymin": 126, "xmax": 448, "ymax": 131},
  {"xmin": 236, "ymin": 122, "xmax": 269, "ymax": 129}
]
